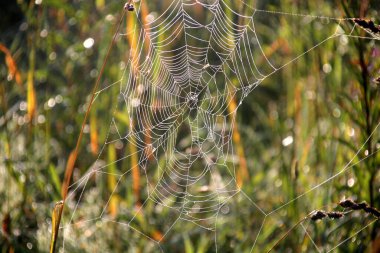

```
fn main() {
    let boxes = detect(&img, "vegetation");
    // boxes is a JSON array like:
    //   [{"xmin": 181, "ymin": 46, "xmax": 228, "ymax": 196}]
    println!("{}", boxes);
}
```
[{"xmin": 0, "ymin": 0, "xmax": 379, "ymax": 252}]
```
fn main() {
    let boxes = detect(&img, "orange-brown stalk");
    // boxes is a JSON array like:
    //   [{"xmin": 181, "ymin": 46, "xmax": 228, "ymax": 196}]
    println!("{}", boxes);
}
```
[
  {"xmin": 50, "ymin": 7, "xmax": 127, "ymax": 253},
  {"xmin": 126, "ymin": 8, "xmax": 142, "ymax": 206},
  {"xmin": 227, "ymin": 96, "xmax": 249, "ymax": 188}
]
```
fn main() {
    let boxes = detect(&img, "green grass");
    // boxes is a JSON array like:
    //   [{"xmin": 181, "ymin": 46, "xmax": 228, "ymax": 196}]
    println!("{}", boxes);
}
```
[{"xmin": 0, "ymin": 0, "xmax": 379, "ymax": 252}]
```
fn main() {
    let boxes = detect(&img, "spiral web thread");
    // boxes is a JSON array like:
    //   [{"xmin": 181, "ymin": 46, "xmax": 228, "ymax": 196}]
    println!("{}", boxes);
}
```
[{"xmin": 60, "ymin": 0, "xmax": 380, "ymax": 252}]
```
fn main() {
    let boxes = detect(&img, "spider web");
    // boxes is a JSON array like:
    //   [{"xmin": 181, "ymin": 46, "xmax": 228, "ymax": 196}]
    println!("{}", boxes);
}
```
[{"xmin": 60, "ymin": 0, "xmax": 380, "ymax": 252}]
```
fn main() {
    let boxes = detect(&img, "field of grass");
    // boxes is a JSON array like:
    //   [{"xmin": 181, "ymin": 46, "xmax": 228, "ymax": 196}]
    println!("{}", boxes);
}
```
[{"xmin": 0, "ymin": 0, "xmax": 379, "ymax": 252}]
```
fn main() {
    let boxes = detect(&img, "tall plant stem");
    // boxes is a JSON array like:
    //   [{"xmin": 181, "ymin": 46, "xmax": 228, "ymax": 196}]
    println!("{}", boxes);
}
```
[{"xmin": 49, "ymin": 7, "xmax": 127, "ymax": 253}]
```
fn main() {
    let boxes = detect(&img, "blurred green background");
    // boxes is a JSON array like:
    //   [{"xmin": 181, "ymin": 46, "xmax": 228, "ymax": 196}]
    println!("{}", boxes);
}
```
[{"xmin": 0, "ymin": 0, "xmax": 379, "ymax": 252}]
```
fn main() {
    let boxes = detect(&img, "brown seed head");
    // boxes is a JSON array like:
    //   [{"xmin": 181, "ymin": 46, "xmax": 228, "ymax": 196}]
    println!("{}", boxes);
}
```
[
  {"xmin": 366, "ymin": 207, "xmax": 380, "ymax": 218},
  {"xmin": 327, "ymin": 212, "xmax": 344, "ymax": 219},
  {"xmin": 354, "ymin": 19, "xmax": 380, "ymax": 35},
  {"xmin": 339, "ymin": 199, "xmax": 356, "ymax": 208},
  {"xmin": 311, "ymin": 210, "xmax": 327, "ymax": 221},
  {"xmin": 124, "ymin": 3, "xmax": 134, "ymax": 11}
]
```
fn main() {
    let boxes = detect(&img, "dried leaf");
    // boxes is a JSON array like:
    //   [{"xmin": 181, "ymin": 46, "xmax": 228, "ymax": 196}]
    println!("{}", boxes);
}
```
[
  {"xmin": 151, "ymin": 229, "xmax": 164, "ymax": 242},
  {"xmin": 227, "ymin": 95, "xmax": 249, "ymax": 188},
  {"xmin": 107, "ymin": 144, "xmax": 118, "ymax": 217},
  {"xmin": 127, "ymin": 7, "xmax": 137, "ymax": 67},
  {"xmin": 0, "ymin": 43, "xmax": 22, "ymax": 87},
  {"xmin": 90, "ymin": 113, "xmax": 99, "ymax": 155},
  {"xmin": 27, "ymin": 45, "xmax": 36, "ymax": 120},
  {"xmin": 49, "ymin": 201, "xmax": 64, "ymax": 253},
  {"xmin": 130, "ymin": 133, "xmax": 141, "ymax": 205},
  {"xmin": 27, "ymin": 68, "xmax": 36, "ymax": 120},
  {"xmin": 61, "ymin": 151, "xmax": 77, "ymax": 199}
]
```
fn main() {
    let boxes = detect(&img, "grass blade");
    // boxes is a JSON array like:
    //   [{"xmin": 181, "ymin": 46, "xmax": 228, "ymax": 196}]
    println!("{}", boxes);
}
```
[
  {"xmin": 49, "ymin": 201, "xmax": 64, "ymax": 253},
  {"xmin": 0, "ymin": 43, "xmax": 22, "ymax": 87}
]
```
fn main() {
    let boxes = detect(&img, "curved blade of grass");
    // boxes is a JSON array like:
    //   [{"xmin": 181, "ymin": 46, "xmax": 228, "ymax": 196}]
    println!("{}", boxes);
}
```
[
  {"xmin": 90, "ymin": 112, "xmax": 99, "ymax": 155},
  {"xmin": 0, "ymin": 43, "xmax": 22, "ymax": 87},
  {"xmin": 61, "ymin": 8, "xmax": 126, "ymax": 200},
  {"xmin": 49, "ymin": 6, "xmax": 127, "ymax": 253},
  {"xmin": 27, "ymin": 43, "xmax": 36, "ymax": 121}
]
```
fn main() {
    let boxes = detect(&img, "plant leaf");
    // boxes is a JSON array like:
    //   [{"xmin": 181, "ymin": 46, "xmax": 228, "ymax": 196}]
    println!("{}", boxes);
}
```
[
  {"xmin": 0, "ymin": 43, "xmax": 22, "ymax": 87},
  {"xmin": 49, "ymin": 201, "xmax": 64, "ymax": 253}
]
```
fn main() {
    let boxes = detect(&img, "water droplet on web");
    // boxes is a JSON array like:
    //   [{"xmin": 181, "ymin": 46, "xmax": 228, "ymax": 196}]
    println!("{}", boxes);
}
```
[
  {"xmin": 186, "ymin": 92, "xmax": 198, "ymax": 110},
  {"xmin": 242, "ymin": 86, "xmax": 250, "ymax": 97}
]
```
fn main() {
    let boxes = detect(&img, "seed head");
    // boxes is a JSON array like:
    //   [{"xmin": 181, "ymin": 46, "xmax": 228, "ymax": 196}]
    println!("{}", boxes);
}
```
[
  {"xmin": 124, "ymin": 3, "xmax": 134, "ymax": 12},
  {"xmin": 327, "ymin": 212, "xmax": 344, "ymax": 219},
  {"xmin": 339, "ymin": 199, "xmax": 356, "ymax": 208},
  {"xmin": 311, "ymin": 210, "xmax": 327, "ymax": 221}
]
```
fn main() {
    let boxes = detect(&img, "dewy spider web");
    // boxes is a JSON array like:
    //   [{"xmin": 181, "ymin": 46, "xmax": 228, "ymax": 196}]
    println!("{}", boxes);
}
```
[{"xmin": 60, "ymin": 0, "xmax": 379, "ymax": 252}]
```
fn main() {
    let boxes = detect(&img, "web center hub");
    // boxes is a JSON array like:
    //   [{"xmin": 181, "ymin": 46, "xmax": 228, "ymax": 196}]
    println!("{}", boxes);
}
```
[{"xmin": 186, "ymin": 92, "xmax": 199, "ymax": 110}]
